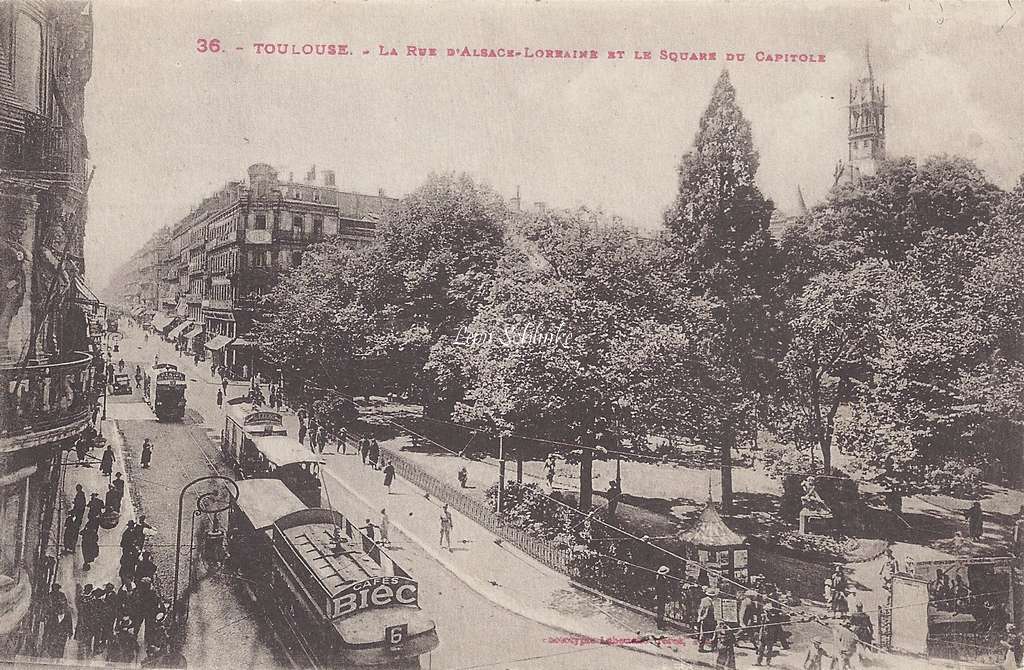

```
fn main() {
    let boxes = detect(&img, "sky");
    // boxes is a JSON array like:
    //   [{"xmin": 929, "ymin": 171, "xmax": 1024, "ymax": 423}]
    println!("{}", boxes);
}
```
[{"xmin": 83, "ymin": 0, "xmax": 1024, "ymax": 291}]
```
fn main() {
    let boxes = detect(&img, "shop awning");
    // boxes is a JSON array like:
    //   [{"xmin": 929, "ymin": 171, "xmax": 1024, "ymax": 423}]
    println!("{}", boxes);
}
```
[
  {"xmin": 167, "ymin": 321, "xmax": 192, "ymax": 340},
  {"xmin": 73, "ymin": 277, "xmax": 101, "ymax": 306},
  {"xmin": 205, "ymin": 335, "xmax": 234, "ymax": 351},
  {"xmin": 184, "ymin": 325, "xmax": 204, "ymax": 340},
  {"xmin": 227, "ymin": 337, "xmax": 257, "ymax": 348},
  {"xmin": 151, "ymin": 314, "xmax": 172, "ymax": 331}
]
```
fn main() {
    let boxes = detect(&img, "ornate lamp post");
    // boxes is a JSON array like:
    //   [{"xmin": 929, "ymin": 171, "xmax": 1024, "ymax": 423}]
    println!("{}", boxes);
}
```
[{"xmin": 171, "ymin": 475, "xmax": 238, "ymax": 650}]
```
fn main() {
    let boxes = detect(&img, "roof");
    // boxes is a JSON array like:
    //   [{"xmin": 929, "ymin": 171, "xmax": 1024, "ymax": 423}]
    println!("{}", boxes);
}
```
[
  {"xmin": 250, "ymin": 434, "xmax": 322, "ymax": 467},
  {"xmin": 228, "ymin": 337, "xmax": 256, "ymax": 348},
  {"xmin": 151, "ymin": 314, "xmax": 173, "ymax": 331},
  {"xmin": 234, "ymin": 479, "xmax": 306, "ymax": 531},
  {"xmin": 679, "ymin": 503, "xmax": 747, "ymax": 548}
]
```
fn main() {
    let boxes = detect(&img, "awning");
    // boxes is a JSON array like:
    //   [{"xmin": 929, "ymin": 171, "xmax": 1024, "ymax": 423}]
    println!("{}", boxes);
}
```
[
  {"xmin": 150, "ymin": 314, "xmax": 171, "ymax": 331},
  {"xmin": 184, "ymin": 325, "xmax": 204, "ymax": 340},
  {"xmin": 166, "ymin": 321, "xmax": 192, "ymax": 340},
  {"xmin": 227, "ymin": 337, "xmax": 257, "ymax": 348},
  {"xmin": 205, "ymin": 335, "xmax": 234, "ymax": 351},
  {"xmin": 73, "ymin": 277, "xmax": 100, "ymax": 306}
]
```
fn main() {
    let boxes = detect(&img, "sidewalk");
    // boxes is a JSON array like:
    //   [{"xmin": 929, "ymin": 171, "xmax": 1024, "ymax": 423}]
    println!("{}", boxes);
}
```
[{"xmin": 53, "ymin": 418, "xmax": 137, "ymax": 663}]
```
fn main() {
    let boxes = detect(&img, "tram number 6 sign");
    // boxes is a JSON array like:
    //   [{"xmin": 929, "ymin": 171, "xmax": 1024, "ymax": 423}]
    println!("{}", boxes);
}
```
[{"xmin": 385, "ymin": 623, "xmax": 407, "ymax": 649}]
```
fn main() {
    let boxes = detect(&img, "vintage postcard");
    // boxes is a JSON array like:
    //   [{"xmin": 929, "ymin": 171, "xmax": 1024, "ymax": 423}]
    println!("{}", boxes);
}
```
[{"xmin": 1, "ymin": 1, "xmax": 1022, "ymax": 669}]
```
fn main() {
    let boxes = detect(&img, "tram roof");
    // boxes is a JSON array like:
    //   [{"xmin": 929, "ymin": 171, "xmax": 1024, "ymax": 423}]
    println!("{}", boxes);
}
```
[
  {"xmin": 234, "ymin": 479, "xmax": 306, "ymax": 531},
  {"xmin": 250, "ymin": 434, "xmax": 323, "ymax": 467}
]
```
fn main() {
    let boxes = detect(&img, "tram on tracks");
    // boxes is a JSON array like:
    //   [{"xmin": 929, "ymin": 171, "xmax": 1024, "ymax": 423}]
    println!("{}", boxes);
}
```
[
  {"xmin": 229, "ymin": 479, "xmax": 440, "ymax": 669},
  {"xmin": 222, "ymin": 401, "xmax": 323, "ymax": 507},
  {"xmin": 142, "ymin": 363, "xmax": 187, "ymax": 421}
]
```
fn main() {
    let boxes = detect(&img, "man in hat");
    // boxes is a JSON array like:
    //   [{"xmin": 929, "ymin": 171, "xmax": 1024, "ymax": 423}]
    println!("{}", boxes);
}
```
[
  {"xmin": 697, "ymin": 587, "xmax": 717, "ymax": 652},
  {"xmin": 654, "ymin": 566, "xmax": 671, "ymax": 630},
  {"xmin": 63, "ymin": 510, "xmax": 81, "ymax": 554},
  {"xmin": 739, "ymin": 589, "xmax": 761, "ymax": 645},
  {"xmin": 111, "ymin": 473, "xmax": 125, "ymax": 512},
  {"xmin": 86, "ymin": 492, "xmax": 105, "ymax": 523},
  {"xmin": 71, "ymin": 484, "xmax": 87, "ymax": 524},
  {"xmin": 755, "ymin": 602, "xmax": 780, "ymax": 666},
  {"xmin": 1003, "ymin": 624, "xmax": 1024, "ymax": 668},
  {"xmin": 803, "ymin": 637, "xmax": 831, "ymax": 670},
  {"xmin": 848, "ymin": 602, "xmax": 874, "ymax": 660}
]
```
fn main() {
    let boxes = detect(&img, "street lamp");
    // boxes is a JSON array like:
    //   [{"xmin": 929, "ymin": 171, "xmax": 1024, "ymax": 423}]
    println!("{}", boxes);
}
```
[{"xmin": 171, "ymin": 475, "xmax": 238, "ymax": 650}]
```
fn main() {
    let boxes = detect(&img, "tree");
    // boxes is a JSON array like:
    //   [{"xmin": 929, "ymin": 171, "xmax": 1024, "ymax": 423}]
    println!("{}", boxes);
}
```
[
  {"xmin": 661, "ymin": 69, "xmax": 779, "ymax": 509},
  {"xmin": 454, "ymin": 209, "xmax": 742, "ymax": 510},
  {"xmin": 254, "ymin": 241, "xmax": 375, "ymax": 401},
  {"xmin": 361, "ymin": 173, "xmax": 508, "ymax": 416},
  {"xmin": 770, "ymin": 262, "xmax": 883, "ymax": 473}
]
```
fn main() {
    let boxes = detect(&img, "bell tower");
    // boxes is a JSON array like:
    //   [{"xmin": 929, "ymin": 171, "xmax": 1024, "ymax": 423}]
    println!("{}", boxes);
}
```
[{"xmin": 846, "ymin": 44, "xmax": 886, "ymax": 181}]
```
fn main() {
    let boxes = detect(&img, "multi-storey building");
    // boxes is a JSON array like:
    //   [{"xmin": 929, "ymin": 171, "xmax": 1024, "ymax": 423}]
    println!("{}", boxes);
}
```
[
  {"xmin": 0, "ymin": 0, "xmax": 98, "ymax": 657},
  {"xmin": 105, "ymin": 163, "xmax": 394, "ymax": 377}
]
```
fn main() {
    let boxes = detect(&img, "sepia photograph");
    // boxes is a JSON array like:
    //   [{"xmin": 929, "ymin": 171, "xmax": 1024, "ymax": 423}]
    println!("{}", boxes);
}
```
[{"xmin": 1, "ymin": 1, "xmax": 1023, "ymax": 668}]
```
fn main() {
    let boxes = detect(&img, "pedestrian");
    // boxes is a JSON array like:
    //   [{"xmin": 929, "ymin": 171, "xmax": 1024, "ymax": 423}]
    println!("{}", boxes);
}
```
[
  {"xmin": 545, "ymin": 454, "xmax": 557, "ymax": 489},
  {"xmin": 755, "ymin": 602, "xmax": 779, "ymax": 666},
  {"xmin": 105, "ymin": 484, "xmax": 119, "ymax": 516},
  {"xmin": 81, "ymin": 522, "xmax": 100, "ymax": 571},
  {"xmin": 697, "ymin": 587, "xmax": 718, "ymax": 652},
  {"xmin": 879, "ymin": 548, "xmax": 898, "ymax": 592},
  {"xmin": 297, "ymin": 407, "xmax": 307, "ymax": 424},
  {"xmin": 369, "ymin": 438, "xmax": 380, "ymax": 469},
  {"xmin": 440, "ymin": 503, "xmax": 453, "ymax": 551},
  {"xmin": 119, "ymin": 549, "xmax": 137, "ymax": 585},
  {"xmin": 108, "ymin": 616, "xmax": 139, "ymax": 663},
  {"xmin": 63, "ymin": 510, "xmax": 81, "ymax": 554},
  {"xmin": 298, "ymin": 419, "xmax": 307, "ymax": 445},
  {"xmin": 964, "ymin": 501, "xmax": 984, "ymax": 540},
  {"xmin": 457, "ymin": 466, "xmax": 468, "ymax": 488},
  {"xmin": 141, "ymin": 438, "xmax": 153, "ymax": 469},
  {"xmin": 268, "ymin": 387, "xmax": 276, "ymax": 409},
  {"xmin": 361, "ymin": 518, "xmax": 376, "ymax": 542},
  {"xmin": 87, "ymin": 493, "xmax": 105, "ymax": 523},
  {"xmin": 715, "ymin": 621, "xmax": 737, "ymax": 669},
  {"xmin": 100, "ymin": 445, "xmax": 114, "ymax": 478},
  {"xmin": 42, "ymin": 602, "xmax": 73, "ymax": 659},
  {"xmin": 153, "ymin": 354, "xmax": 159, "ymax": 367},
  {"xmin": 221, "ymin": 376, "xmax": 228, "ymax": 397},
  {"xmin": 360, "ymin": 437, "xmax": 370, "ymax": 464},
  {"xmin": 848, "ymin": 602, "xmax": 874, "ymax": 661},
  {"xmin": 803, "ymin": 638, "xmax": 831, "ymax": 670},
  {"xmin": 1002, "ymin": 624, "xmax": 1023, "ymax": 669},
  {"xmin": 318, "ymin": 428, "xmax": 328, "ymax": 454},
  {"xmin": 337, "ymin": 429, "xmax": 348, "ymax": 455},
  {"xmin": 654, "ymin": 565, "xmax": 670, "ymax": 630},
  {"xmin": 136, "ymin": 552, "xmax": 157, "ymax": 583},
  {"xmin": 111, "ymin": 473, "xmax": 125, "ymax": 512},
  {"xmin": 76, "ymin": 583, "xmax": 95, "ymax": 655},
  {"xmin": 383, "ymin": 461, "xmax": 395, "ymax": 494},
  {"xmin": 75, "ymin": 435, "xmax": 90, "ymax": 464},
  {"xmin": 606, "ymin": 479, "xmax": 621, "ymax": 518},
  {"xmin": 307, "ymin": 424, "xmax": 318, "ymax": 453},
  {"xmin": 216, "ymin": 388, "xmax": 223, "ymax": 407},
  {"xmin": 379, "ymin": 509, "xmax": 390, "ymax": 547},
  {"xmin": 72, "ymin": 484, "xmax": 86, "ymax": 523}
]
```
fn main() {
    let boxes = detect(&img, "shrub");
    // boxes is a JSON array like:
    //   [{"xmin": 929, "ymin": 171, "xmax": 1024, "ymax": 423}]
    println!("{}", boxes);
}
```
[{"xmin": 923, "ymin": 458, "xmax": 984, "ymax": 497}]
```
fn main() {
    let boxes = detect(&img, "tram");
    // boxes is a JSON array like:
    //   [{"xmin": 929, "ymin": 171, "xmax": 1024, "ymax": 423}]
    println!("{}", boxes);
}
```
[
  {"xmin": 142, "ymin": 363, "xmax": 187, "ymax": 421},
  {"xmin": 229, "ymin": 479, "xmax": 439, "ymax": 669},
  {"xmin": 222, "ymin": 402, "xmax": 323, "ymax": 507}
]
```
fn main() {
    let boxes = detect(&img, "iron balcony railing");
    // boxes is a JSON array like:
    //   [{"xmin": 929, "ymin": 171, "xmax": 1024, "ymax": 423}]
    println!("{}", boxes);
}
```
[{"xmin": 0, "ymin": 351, "xmax": 97, "ymax": 440}]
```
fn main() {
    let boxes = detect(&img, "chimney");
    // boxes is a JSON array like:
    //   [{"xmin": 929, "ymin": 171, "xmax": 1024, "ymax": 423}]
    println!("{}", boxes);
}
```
[
  {"xmin": 305, "ymin": 165, "xmax": 316, "ymax": 183},
  {"xmin": 534, "ymin": 201, "xmax": 547, "ymax": 212},
  {"xmin": 510, "ymin": 186, "xmax": 521, "ymax": 212},
  {"xmin": 322, "ymin": 170, "xmax": 336, "ymax": 187},
  {"xmin": 289, "ymin": 172, "xmax": 294, "ymax": 183}
]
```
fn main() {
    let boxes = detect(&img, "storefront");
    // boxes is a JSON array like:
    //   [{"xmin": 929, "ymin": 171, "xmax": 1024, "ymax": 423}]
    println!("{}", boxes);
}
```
[{"xmin": 184, "ymin": 324, "xmax": 205, "ymax": 359}]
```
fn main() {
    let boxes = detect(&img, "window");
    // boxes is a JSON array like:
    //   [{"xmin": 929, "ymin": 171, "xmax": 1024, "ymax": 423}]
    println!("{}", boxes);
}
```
[
  {"xmin": 313, "ymin": 190, "xmax": 321, "ymax": 203},
  {"xmin": 255, "ymin": 214, "xmax": 266, "ymax": 230},
  {"xmin": 293, "ymin": 215, "xmax": 304, "ymax": 237},
  {"xmin": 0, "ymin": 480, "xmax": 27, "ymax": 576},
  {"xmin": 312, "ymin": 215, "xmax": 323, "ymax": 238},
  {"xmin": 13, "ymin": 12, "xmax": 43, "ymax": 113}
]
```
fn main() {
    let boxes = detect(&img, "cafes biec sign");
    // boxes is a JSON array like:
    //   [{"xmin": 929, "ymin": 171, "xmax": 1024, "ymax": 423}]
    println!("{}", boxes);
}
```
[
  {"xmin": 156, "ymin": 371, "xmax": 186, "ymax": 383},
  {"xmin": 333, "ymin": 576, "xmax": 419, "ymax": 618}
]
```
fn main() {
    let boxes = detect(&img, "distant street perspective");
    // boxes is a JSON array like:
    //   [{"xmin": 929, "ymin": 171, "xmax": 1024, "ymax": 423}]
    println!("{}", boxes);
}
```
[{"xmin": 2, "ymin": 2, "xmax": 1024, "ymax": 670}]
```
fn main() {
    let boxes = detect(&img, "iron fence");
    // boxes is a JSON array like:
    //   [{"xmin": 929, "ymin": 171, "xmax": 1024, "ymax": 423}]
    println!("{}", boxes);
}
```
[{"xmin": 336, "ymin": 431, "xmax": 570, "ymax": 575}]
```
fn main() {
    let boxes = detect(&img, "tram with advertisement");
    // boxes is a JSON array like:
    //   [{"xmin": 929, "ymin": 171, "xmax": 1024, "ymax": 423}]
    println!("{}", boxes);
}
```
[
  {"xmin": 229, "ymin": 478, "xmax": 439, "ymax": 669},
  {"xmin": 222, "ymin": 400, "xmax": 323, "ymax": 507},
  {"xmin": 142, "ymin": 363, "xmax": 187, "ymax": 421}
]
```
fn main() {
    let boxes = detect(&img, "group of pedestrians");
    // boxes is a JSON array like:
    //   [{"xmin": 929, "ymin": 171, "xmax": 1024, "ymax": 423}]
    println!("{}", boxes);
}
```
[
  {"xmin": 72, "ymin": 574, "xmax": 169, "ymax": 663},
  {"xmin": 297, "ymin": 409, "xmax": 331, "ymax": 453}
]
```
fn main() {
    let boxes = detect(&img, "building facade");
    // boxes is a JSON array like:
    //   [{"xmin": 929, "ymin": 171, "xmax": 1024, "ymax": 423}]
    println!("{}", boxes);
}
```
[
  {"xmin": 105, "ymin": 163, "xmax": 394, "ymax": 377},
  {"xmin": 0, "ymin": 0, "xmax": 98, "ymax": 658}
]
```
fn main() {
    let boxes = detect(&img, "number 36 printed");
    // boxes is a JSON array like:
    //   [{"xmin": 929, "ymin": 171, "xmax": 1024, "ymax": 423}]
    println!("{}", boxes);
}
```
[{"xmin": 196, "ymin": 38, "xmax": 222, "ymax": 53}]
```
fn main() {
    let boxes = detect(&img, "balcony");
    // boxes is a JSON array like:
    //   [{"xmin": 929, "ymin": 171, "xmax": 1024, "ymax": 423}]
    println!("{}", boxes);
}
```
[
  {"xmin": 205, "ymin": 298, "xmax": 234, "ymax": 311},
  {"xmin": 184, "ymin": 292, "xmax": 204, "ymax": 304},
  {"xmin": 272, "ymin": 228, "xmax": 317, "ymax": 243},
  {"xmin": 206, "ymin": 230, "xmax": 237, "ymax": 251},
  {"xmin": 0, "ymin": 103, "xmax": 87, "ymax": 188},
  {"xmin": 0, "ymin": 351, "xmax": 97, "ymax": 450}
]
